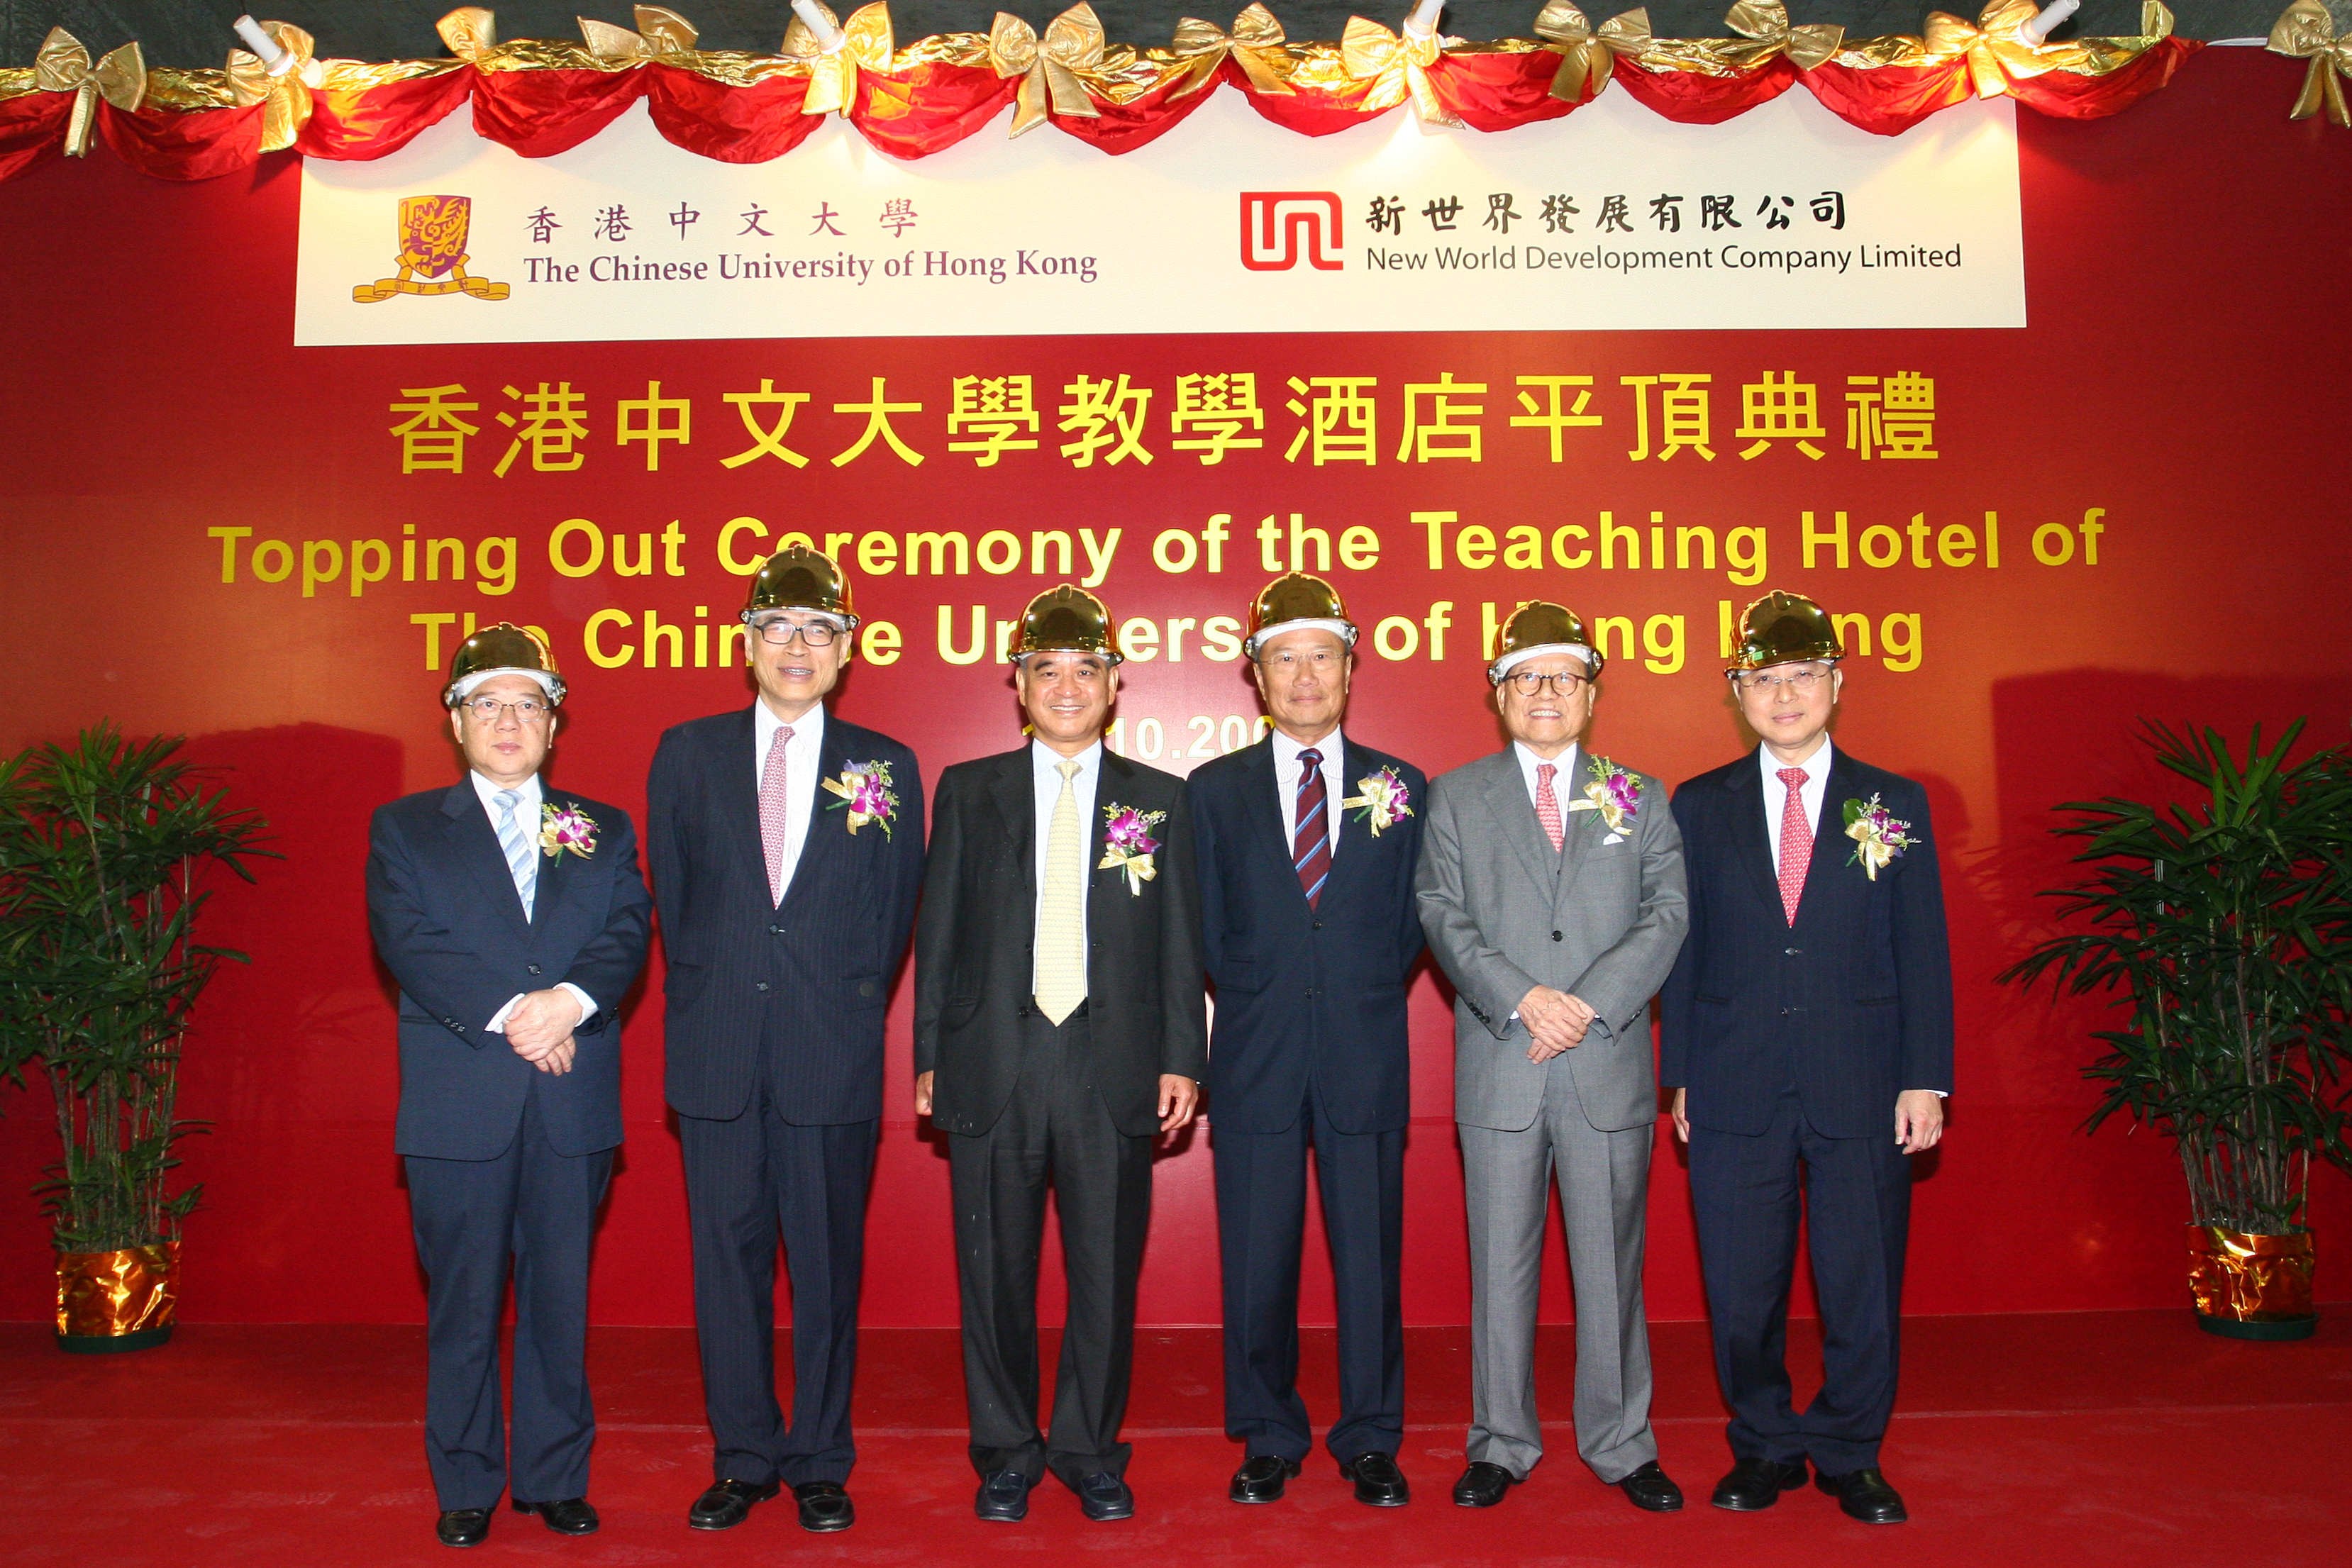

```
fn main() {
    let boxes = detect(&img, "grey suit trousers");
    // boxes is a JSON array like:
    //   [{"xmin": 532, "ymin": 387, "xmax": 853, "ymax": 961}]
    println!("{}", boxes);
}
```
[{"xmin": 1460, "ymin": 1050, "xmax": 1658, "ymax": 1484}]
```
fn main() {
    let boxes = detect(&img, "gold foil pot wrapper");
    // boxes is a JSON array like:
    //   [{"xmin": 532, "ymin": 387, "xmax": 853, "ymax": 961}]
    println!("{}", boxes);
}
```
[
  {"xmin": 2187, "ymin": 1225, "xmax": 2314, "ymax": 1323},
  {"xmin": 56, "ymin": 1242, "xmax": 179, "ymax": 1338}
]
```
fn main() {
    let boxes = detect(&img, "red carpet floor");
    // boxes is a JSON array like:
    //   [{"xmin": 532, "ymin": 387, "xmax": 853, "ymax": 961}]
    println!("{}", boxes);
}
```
[{"xmin": 1, "ymin": 1311, "xmax": 2346, "ymax": 1567}]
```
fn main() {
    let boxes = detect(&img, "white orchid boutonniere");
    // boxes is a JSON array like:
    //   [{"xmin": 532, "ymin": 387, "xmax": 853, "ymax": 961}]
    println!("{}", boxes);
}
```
[
  {"xmin": 538, "ymin": 802, "xmax": 599, "ymax": 859},
  {"xmin": 1565, "ymin": 758, "xmax": 1643, "ymax": 833},
  {"xmin": 822, "ymin": 760, "xmax": 899, "ymax": 838},
  {"xmin": 1843, "ymin": 794, "xmax": 1915, "ymax": 880},
  {"xmin": 1341, "ymin": 767, "xmax": 1414, "ymax": 837},
  {"xmin": 1097, "ymin": 803, "xmax": 1166, "ymax": 896}
]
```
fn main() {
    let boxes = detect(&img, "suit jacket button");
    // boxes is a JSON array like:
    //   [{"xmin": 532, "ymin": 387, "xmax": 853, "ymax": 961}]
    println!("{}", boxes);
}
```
[
  {"xmin": 770, "ymin": 925, "xmax": 787, "ymax": 935},
  {"xmin": 755, "ymin": 982, "xmax": 770, "ymax": 993},
  {"xmin": 1551, "ymin": 930, "xmax": 1563, "ymax": 942},
  {"xmin": 1312, "ymin": 921, "xmax": 1324, "ymax": 930},
  {"xmin": 526, "ymin": 964, "xmax": 542, "ymax": 976},
  {"xmin": 1783, "ymin": 947, "xmax": 1801, "ymax": 957}
]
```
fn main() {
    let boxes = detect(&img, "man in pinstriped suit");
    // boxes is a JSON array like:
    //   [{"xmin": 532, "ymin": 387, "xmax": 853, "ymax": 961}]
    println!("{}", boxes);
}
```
[{"xmin": 645, "ymin": 547, "xmax": 924, "ymax": 1535}]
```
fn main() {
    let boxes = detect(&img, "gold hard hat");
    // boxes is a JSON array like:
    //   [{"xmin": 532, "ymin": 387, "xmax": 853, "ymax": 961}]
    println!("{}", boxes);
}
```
[
  {"xmin": 1010, "ymin": 584, "xmax": 1122, "ymax": 665},
  {"xmin": 1488, "ymin": 601, "xmax": 1603, "ymax": 683},
  {"xmin": 1245, "ymin": 572, "xmax": 1359, "ymax": 659},
  {"xmin": 443, "ymin": 622, "xmax": 565, "ymax": 707},
  {"xmin": 1728, "ymin": 590, "xmax": 1843, "ymax": 672},
  {"xmin": 743, "ymin": 543, "xmax": 860, "ymax": 630}
]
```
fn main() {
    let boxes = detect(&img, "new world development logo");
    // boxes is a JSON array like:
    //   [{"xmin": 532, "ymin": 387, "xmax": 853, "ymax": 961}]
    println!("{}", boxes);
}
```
[{"xmin": 1239, "ymin": 192, "xmax": 1343, "ymax": 272}]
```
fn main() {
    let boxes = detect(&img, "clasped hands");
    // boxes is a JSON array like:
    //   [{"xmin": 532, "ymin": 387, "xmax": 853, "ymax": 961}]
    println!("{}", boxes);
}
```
[
  {"xmin": 504, "ymin": 987, "xmax": 583, "ymax": 1075},
  {"xmin": 1517, "ymin": 985, "xmax": 1597, "ymax": 1063}
]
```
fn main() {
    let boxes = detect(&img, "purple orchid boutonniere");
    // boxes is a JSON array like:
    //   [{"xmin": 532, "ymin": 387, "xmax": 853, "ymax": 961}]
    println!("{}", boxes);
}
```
[
  {"xmin": 1566, "ymin": 758, "xmax": 1643, "ymax": 835},
  {"xmin": 1843, "ymin": 794, "xmax": 1915, "ymax": 880},
  {"xmin": 1097, "ymin": 803, "xmax": 1166, "ymax": 896},
  {"xmin": 538, "ymin": 802, "xmax": 599, "ymax": 860},
  {"xmin": 1341, "ymin": 767, "xmax": 1414, "ymax": 836},
  {"xmin": 822, "ymin": 760, "xmax": 899, "ymax": 839}
]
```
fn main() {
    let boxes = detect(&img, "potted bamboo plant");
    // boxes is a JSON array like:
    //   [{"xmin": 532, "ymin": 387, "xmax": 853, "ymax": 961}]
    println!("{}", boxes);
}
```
[
  {"xmin": 1999, "ymin": 720, "xmax": 2352, "ymax": 1339},
  {"xmin": 0, "ymin": 726, "xmax": 271, "ymax": 1352}
]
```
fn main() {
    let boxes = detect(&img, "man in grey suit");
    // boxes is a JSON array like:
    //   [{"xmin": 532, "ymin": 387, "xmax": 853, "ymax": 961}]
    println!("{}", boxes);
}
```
[{"xmin": 1416, "ymin": 601, "xmax": 1690, "ymax": 1515}]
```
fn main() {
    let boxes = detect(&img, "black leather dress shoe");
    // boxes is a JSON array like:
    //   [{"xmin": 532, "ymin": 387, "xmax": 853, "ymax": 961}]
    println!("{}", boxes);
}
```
[
  {"xmin": 1452, "ymin": 1462, "xmax": 1517, "ymax": 1508},
  {"xmin": 1339, "ymin": 1450, "xmax": 1409, "ymax": 1507},
  {"xmin": 975, "ymin": 1469, "xmax": 1034, "ymax": 1523},
  {"xmin": 792, "ymin": 1481, "xmax": 854, "ymax": 1533},
  {"xmin": 435, "ymin": 1508, "xmax": 492, "ymax": 1548},
  {"xmin": 1231, "ymin": 1455, "xmax": 1304, "ymax": 1503},
  {"xmin": 688, "ymin": 1478, "xmax": 780, "ymax": 1531},
  {"xmin": 1073, "ymin": 1471, "xmax": 1136, "ymax": 1521},
  {"xmin": 512, "ymin": 1497, "xmax": 599, "ymax": 1535},
  {"xmin": 1816, "ymin": 1467, "xmax": 1908, "ymax": 1524},
  {"xmin": 1712, "ymin": 1457, "xmax": 1808, "ymax": 1511},
  {"xmin": 1615, "ymin": 1460, "xmax": 1684, "ymax": 1513}
]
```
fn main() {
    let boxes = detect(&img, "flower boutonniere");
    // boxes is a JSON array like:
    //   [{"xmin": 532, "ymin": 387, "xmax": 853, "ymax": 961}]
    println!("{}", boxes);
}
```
[
  {"xmin": 822, "ymin": 760, "xmax": 900, "ymax": 838},
  {"xmin": 1097, "ymin": 803, "xmax": 1166, "ymax": 896},
  {"xmin": 1565, "ymin": 758, "xmax": 1643, "ymax": 834},
  {"xmin": 538, "ymin": 802, "xmax": 599, "ymax": 860},
  {"xmin": 1341, "ymin": 767, "xmax": 1414, "ymax": 837},
  {"xmin": 1842, "ymin": 794, "xmax": 1915, "ymax": 880}
]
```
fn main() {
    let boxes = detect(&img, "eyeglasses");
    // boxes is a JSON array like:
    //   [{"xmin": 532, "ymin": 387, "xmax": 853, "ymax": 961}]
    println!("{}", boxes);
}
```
[
  {"xmin": 1261, "ymin": 648, "xmax": 1344, "ymax": 670},
  {"xmin": 1504, "ymin": 669, "xmax": 1589, "ymax": 697},
  {"xmin": 460, "ymin": 696, "xmax": 550, "ymax": 721},
  {"xmin": 1731, "ymin": 667, "xmax": 1831, "ymax": 694},
  {"xmin": 751, "ymin": 617, "xmax": 841, "ymax": 647}
]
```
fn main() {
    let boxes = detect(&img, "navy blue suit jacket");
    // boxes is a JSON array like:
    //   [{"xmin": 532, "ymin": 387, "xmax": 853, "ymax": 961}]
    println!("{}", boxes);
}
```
[
  {"xmin": 1192, "ymin": 736, "xmax": 1426, "ymax": 1135},
  {"xmin": 1660, "ymin": 747, "xmax": 1954, "ymax": 1139},
  {"xmin": 647, "ymin": 705, "xmax": 924, "ymax": 1124},
  {"xmin": 367, "ymin": 781, "xmax": 651, "ymax": 1161}
]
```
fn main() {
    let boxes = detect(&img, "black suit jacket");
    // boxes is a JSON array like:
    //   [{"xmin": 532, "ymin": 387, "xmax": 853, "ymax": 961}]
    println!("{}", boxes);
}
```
[
  {"xmin": 367, "ymin": 781, "xmax": 651, "ymax": 1161},
  {"xmin": 1660, "ymin": 747, "xmax": 1954, "ymax": 1139},
  {"xmin": 647, "ymin": 706, "xmax": 925, "ymax": 1123},
  {"xmin": 914, "ymin": 746, "xmax": 1207, "ymax": 1139},
  {"xmin": 1191, "ymin": 735, "xmax": 1426, "ymax": 1135}
]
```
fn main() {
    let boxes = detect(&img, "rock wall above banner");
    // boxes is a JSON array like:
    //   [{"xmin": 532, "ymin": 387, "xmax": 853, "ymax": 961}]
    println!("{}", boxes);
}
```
[
  {"xmin": 294, "ymin": 84, "xmax": 2025, "ymax": 343},
  {"xmin": 0, "ymin": 0, "xmax": 2249, "ymax": 189}
]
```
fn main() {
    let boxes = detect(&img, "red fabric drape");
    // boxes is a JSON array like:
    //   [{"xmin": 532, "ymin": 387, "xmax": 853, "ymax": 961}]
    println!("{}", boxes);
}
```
[
  {"xmin": 1803, "ymin": 60, "xmax": 1975, "ymax": 137},
  {"xmin": 98, "ymin": 99, "xmax": 262, "ymax": 181},
  {"xmin": 851, "ymin": 62, "xmax": 1017, "ymax": 160},
  {"xmin": 1050, "ymin": 72, "xmax": 1226, "ymax": 156},
  {"xmin": 1426, "ymin": 50, "xmax": 1597, "ymax": 132},
  {"xmin": 0, "ymin": 91, "xmax": 69, "ymax": 182},
  {"xmin": 645, "ymin": 65, "xmax": 821, "ymax": 162},
  {"xmin": 295, "ymin": 67, "xmax": 474, "ymax": 160},
  {"xmin": 1609, "ymin": 53, "xmax": 1798, "ymax": 124},
  {"xmin": 470, "ymin": 66, "xmax": 648, "ymax": 159},
  {"xmin": 2006, "ymin": 37, "xmax": 2201, "ymax": 118}
]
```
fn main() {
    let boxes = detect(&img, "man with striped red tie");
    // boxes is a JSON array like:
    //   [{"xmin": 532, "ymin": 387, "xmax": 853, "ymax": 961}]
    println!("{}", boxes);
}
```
[{"xmin": 1189, "ymin": 574, "xmax": 1428, "ymax": 1508}]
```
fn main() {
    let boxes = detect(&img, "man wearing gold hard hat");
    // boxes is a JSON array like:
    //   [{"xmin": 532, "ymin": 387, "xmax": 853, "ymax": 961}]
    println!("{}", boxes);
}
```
[
  {"xmin": 367, "ymin": 623, "xmax": 652, "ymax": 1548},
  {"xmin": 914, "ymin": 584, "xmax": 1206, "ymax": 1524},
  {"xmin": 1189, "ymin": 573, "xmax": 1427, "ymax": 1508},
  {"xmin": 1414, "ymin": 601, "xmax": 1690, "ymax": 1515},
  {"xmin": 645, "ymin": 546, "xmax": 926, "ymax": 1536},
  {"xmin": 1661, "ymin": 590, "xmax": 1952, "ymax": 1525}
]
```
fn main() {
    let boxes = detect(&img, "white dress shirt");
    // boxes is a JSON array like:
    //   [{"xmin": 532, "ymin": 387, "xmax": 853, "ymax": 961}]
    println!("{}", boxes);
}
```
[
  {"xmin": 469, "ymin": 770, "xmax": 597, "ymax": 1033},
  {"xmin": 1270, "ymin": 727, "xmax": 1346, "ymax": 861},
  {"xmin": 1512, "ymin": 740, "xmax": 1582, "ymax": 814},
  {"xmin": 1758, "ymin": 736, "xmax": 1834, "ymax": 869},
  {"xmin": 753, "ymin": 699, "xmax": 826, "ymax": 897},
  {"xmin": 1031, "ymin": 739, "xmax": 1103, "ymax": 992}
]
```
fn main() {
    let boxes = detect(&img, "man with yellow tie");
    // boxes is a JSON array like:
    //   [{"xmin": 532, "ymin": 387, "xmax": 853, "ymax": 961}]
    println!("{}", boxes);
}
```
[{"xmin": 913, "ymin": 585, "xmax": 1206, "ymax": 1525}]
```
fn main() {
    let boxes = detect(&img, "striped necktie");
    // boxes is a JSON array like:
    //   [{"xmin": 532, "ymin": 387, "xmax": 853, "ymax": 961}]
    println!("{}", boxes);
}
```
[
  {"xmin": 1035, "ymin": 759, "xmax": 1087, "ymax": 1025},
  {"xmin": 494, "ymin": 788, "xmax": 537, "ymax": 921},
  {"xmin": 1293, "ymin": 747, "xmax": 1331, "ymax": 907}
]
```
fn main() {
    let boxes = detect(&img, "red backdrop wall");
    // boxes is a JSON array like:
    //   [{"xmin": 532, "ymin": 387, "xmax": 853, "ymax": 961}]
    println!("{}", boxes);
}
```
[{"xmin": 1, "ymin": 49, "xmax": 2346, "ymax": 1330}]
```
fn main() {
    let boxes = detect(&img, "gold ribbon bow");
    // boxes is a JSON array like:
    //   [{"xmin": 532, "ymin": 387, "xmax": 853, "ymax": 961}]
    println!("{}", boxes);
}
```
[
  {"xmin": 2270, "ymin": 0, "xmax": 2352, "ymax": 126},
  {"xmin": 989, "ymin": 4, "xmax": 1106, "ymax": 136},
  {"xmin": 222, "ymin": 18, "xmax": 318, "ymax": 152},
  {"xmin": 1338, "ymin": 13, "xmax": 1458, "ymax": 126},
  {"xmin": 1530, "ymin": 4, "xmax": 1651, "ymax": 101},
  {"xmin": 785, "ymin": 2, "xmax": 897, "ymax": 116},
  {"xmin": 436, "ymin": 7, "xmax": 497, "ymax": 62},
  {"xmin": 1724, "ymin": 1, "xmax": 1844, "ymax": 70},
  {"xmin": 1170, "ymin": 5, "xmax": 1294, "ymax": 99},
  {"xmin": 34, "ymin": 28, "xmax": 145, "ymax": 157},
  {"xmin": 1938, "ymin": 1, "xmax": 2175, "ymax": 98}
]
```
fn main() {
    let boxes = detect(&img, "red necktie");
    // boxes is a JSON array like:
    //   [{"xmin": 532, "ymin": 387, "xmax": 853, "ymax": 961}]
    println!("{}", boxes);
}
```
[
  {"xmin": 1293, "ymin": 748, "xmax": 1331, "ymax": 907},
  {"xmin": 760, "ymin": 724, "xmax": 795, "ymax": 906},
  {"xmin": 1776, "ymin": 765, "xmax": 1812, "ymax": 926},
  {"xmin": 1534, "ymin": 762, "xmax": 1565, "ymax": 852}
]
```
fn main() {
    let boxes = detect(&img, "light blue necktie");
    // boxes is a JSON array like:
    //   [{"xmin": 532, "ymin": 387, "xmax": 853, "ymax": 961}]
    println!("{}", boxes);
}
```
[{"xmin": 494, "ymin": 788, "xmax": 538, "ymax": 921}]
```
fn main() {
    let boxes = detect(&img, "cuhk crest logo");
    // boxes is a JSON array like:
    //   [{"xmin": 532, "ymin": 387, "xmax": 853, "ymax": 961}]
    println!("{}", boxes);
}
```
[
  {"xmin": 1239, "ymin": 192, "xmax": 1343, "ymax": 272},
  {"xmin": 353, "ymin": 194, "xmax": 510, "ymax": 304}
]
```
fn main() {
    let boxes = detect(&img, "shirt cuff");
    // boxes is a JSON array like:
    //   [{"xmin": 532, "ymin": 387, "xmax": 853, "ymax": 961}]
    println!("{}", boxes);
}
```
[
  {"xmin": 558, "ymin": 982, "xmax": 598, "ymax": 1025},
  {"xmin": 484, "ymin": 993, "xmax": 526, "ymax": 1033}
]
